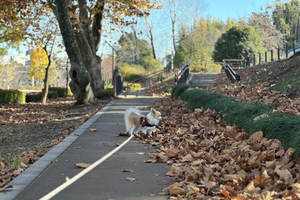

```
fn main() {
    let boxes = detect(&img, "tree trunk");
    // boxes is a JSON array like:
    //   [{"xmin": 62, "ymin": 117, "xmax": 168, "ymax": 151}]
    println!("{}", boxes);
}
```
[
  {"xmin": 41, "ymin": 61, "xmax": 50, "ymax": 104},
  {"xmin": 149, "ymin": 30, "xmax": 156, "ymax": 60},
  {"xmin": 133, "ymin": 29, "xmax": 139, "ymax": 64},
  {"xmin": 54, "ymin": 0, "xmax": 95, "ymax": 104}
]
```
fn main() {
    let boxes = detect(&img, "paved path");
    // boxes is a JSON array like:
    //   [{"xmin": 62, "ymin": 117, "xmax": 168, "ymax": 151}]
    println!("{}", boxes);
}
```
[
  {"xmin": 0, "ymin": 95, "xmax": 171, "ymax": 200},
  {"xmin": 189, "ymin": 73, "xmax": 221, "ymax": 86}
]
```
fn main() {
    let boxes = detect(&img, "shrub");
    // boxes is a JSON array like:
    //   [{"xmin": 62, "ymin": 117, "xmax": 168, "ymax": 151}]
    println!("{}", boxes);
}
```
[
  {"xmin": 163, "ymin": 85, "xmax": 173, "ymax": 93},
  {"xmin": 119, "ymin": 64, "xmax": 145, "ymax": 82},
  {"xmin": 0, "ymin": 90, "xmax": 25, "ymax": 104},
  {"xmin": 190, "ymin": 65, "xmax": 206, "ymax": 73},
  {"xmin": 95, "ymin": 90, "xmax": 115, "ymax": 100},
  {"xmin": 126, "ymin": 83, "xmax": 141, "ymax": 91},
  {"xmin": 138, "ymin": 55, "xmax": 163, "ymax": 71},
  {"xmin": 105, "ymin": 84, "xmax": 113, "ymax": 90},
  {"xmin": 47, "ymin": 91, "xmax": 59, "ymax": 99},
  {"xmin": 48, "ymin": 87, "xmax": 72, "ymax": 97},
  {"xmin": 26, "ymin": 92, "xmax": 42, "ymax": 103},
  {"xmin": 172, "ymin": 84, "xmax": 300, "ymax": 158},
  {"xmin": 209, "ymin": 64, "xmax": 222, "ymax": 73},
  {"xmin": 171, "ymin": 83, "xmax": 190, "ymax": 99}
]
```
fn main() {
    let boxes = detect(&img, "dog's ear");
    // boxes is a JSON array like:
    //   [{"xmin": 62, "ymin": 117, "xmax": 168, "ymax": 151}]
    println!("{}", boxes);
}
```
[{"xmin": 151, "ymin": 108, "xmax": 156, "ymax": 115}]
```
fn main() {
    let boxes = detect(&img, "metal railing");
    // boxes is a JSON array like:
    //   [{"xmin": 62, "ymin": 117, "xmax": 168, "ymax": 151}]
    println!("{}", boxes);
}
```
[
  {"xmin": 223, "ymin": 59, "xmax": 240, "ymax": 83},
  {"xmin": 175, "ymin": 61, "xmax": 191, "ymax": 85}
]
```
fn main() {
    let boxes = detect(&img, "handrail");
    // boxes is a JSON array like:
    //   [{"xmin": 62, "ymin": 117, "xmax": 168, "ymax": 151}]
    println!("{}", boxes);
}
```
[
  {"xmin": 177, "ymin": 61, "xmax": 191, "ymax": 80},
  {"xmin": 130, "ymin": 68, "xmax": 168, "ymax": 83},
  {"xmin": 175, "ymin": 61, "xmax": 191, "ymax": 84},
  {"xmin": 223, "ymin": 59, "xmax": 240, "ymax": 83}
]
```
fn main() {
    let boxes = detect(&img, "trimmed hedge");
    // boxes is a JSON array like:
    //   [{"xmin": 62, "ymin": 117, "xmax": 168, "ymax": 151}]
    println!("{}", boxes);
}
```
[
  {"xmin": 26, "ymin": 93, "xmax": 42, "ymax": 102},
  {"xmin": 48, "ymin": 87, "xmax": 71, "ymax": 97},
  {"xmin": 25, "ymin": 91, "xmax": 59, "ymax": 102},
  {"xmin": 48, "ymin": 91, "xmax": 59, "ymax": 99},
  {"xmin": 95, "ymin": 90, "xmax": 114, "ymax": 100},
  {"xmin": 172, "ymin": 84, "xmax": 300, "ymax": 157},
  {"xmin": 0, "ymin": 90, "xmax": 25, "ymax": 104}
]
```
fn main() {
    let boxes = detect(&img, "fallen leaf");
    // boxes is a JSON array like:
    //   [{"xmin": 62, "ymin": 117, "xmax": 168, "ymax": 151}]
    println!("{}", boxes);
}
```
[
  {"xmin": 75, "ymin": 163, "xmax": 91, "ymax": 168},
  {"xmin": 168, "ymin": 184, "xmax": 185, "ymax": 196},
  {"xmin": 122, "ymin": 169, "xmax": 133, "ymax": 172},
  {"xmin": 89, "ymin": 128, "xmax": 97, "ymax": 132},
  {"xmin": 126, "ymin": 177, "xmax": 136, "ymax": 181},
  {"xmin": 186, "ymin": 184, "xmax": 199, "ymax": 196}
]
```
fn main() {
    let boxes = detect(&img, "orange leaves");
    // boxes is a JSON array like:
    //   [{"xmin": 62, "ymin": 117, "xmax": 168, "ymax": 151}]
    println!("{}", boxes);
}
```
[{"xmin": 141, "ymin": 97, "xmax": 300, "ymax": 199}]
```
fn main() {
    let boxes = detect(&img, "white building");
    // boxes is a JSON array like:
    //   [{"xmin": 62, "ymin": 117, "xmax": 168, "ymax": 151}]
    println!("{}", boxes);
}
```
[{"xmin": 12, "ymin": 45, "xmax": 33, "ymax": 68}]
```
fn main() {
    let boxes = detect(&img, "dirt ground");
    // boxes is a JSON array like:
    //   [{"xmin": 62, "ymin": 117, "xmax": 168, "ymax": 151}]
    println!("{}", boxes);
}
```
[{"xmin": 0, "ymin": 96, "xmax": 108, "ymax": 163}]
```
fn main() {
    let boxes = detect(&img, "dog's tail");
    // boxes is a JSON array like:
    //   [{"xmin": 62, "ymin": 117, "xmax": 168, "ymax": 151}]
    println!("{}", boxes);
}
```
[{"xmin": 124, "ymin": 107, "xmax": 140, "ymax": 132}]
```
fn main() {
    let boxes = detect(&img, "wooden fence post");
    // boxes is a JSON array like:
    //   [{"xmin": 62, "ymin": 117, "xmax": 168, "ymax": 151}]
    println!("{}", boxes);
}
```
[
  {"xmin": 248, "ymin": 57, "xmax": 250, "ymax": 67},
  {"xmin": 265, "ymin": 51, "xmax": 267, "ymax": 62},
  {"xmin": 286, "ymin": 43, "xmax": 288, "ymax": 58},
  {"xmin": 271, "ymin": 50, "xmax": 273, "ymax": 61},
  {"xmin": 278, "ymin": 47, "xmax": 280, "ymax": 60},
  {"xmin": 294, "ymin": 42, "xmax": 296, "ymax": 55},
  {"xmin": 254, "ymin": 54, "xmax": 256, "ymax": 66},
  {"xmin": 259, "ymin": 52, "xmax": 261, "ymax": 64},
  {"xmin": 243, "ymin": 59, "xmax": 246, "ymax": 68}
]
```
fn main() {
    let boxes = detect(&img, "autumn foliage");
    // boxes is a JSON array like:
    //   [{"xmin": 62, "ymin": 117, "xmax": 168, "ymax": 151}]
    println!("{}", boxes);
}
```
[{"xmin": 28, "ymin": 46, "xmax": 49, "ymax": 82}]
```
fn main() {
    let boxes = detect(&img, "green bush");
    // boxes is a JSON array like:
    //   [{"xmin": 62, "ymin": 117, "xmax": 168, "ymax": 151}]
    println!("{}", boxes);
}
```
[
  {"xmin": 172, "ymin": 84, "xmax": 300, "ymax": 157},
  {"xmin": 128, "ymin": 83, "xmax": 141, "ymax": 91},
  {"xmin": 105, "ymin": 84, "xmax": 113, "ymax": 90},
  {"xmin": 171, "ymin": 83, "xmax": 190, "ymax": 99},
  {"xmin": 0, "ymin": 90, "xmax": 25, "ymax": 104},
  {"xmin": 163, "ymin": 85, "xmax": 173, "ymax": 93},
  {"xmin": 138, "ymin": 55, "xmax": 163, "ymax": 71},
  {"xmin": 119, "ymin": 64, "xmax": 145, "ymax": 82},
  {"xmin": 190, "ymin": 65, "xmax": 206, "ymax": 73},
  {"xmin": 47, "ymin": 91, "xmax": 59, "ymax": 99},
  {"xmin": 26, "ymin": 93, "xmax": 42, "ymax": 102},
  {"xmin": 95, "ymin": 90, "xmax": 115, "ymax": 100},
  {"xmin": 48, "ymin": 87, "xmax": 71, "ymax": 97}
]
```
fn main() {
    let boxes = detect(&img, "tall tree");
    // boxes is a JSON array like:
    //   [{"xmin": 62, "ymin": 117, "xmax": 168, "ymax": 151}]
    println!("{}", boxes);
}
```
[
  {"xmin": 213, "ymin": 25, "xmax": 266, "ymax": 63},
  {"xmin": 248, "ymin": 12, "xmax": 285, "ymax": 51},
  {"xmin": 117, "ymin": 33, "xmax": 152, "ymax": 65},
  {"xmin": 268, "ymin": 0, "xmax": 300, "ymax": 45},
  {"xmin": 1, "ymin": 0, "xmax": 160, "ymax": 104},
  {"xmin": 48, "ymin": 0, "xmax": 160, "ymax": 104}
]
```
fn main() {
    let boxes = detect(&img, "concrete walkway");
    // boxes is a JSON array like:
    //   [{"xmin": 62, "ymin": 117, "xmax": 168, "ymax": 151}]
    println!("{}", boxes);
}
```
[
  {"xmin": 0, "ymin": 94, "xmax": 171, "ymax": 200},
  {"xmin": 189, "ymin": 73, "xmax": 221, "ymax": 86}
]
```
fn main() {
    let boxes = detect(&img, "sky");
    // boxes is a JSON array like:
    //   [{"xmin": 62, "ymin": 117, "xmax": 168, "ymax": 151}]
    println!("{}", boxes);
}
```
[
  {"xmin": 7, "ymin": 0, "xmax": 275, "ymax": 60},
  {"xmin": 206, "ymin": 0, "xmax": 273, "ymax": 22}
]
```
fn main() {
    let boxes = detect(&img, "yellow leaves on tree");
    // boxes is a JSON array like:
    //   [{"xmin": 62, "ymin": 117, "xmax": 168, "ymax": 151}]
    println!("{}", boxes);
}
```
[
  {"xmin": 28, "ymin": 46, "xmax": 49, "ymax": 82},
  {"xmin": 0, "ymin": 63, "xmax": 14, "ymax": 87}
]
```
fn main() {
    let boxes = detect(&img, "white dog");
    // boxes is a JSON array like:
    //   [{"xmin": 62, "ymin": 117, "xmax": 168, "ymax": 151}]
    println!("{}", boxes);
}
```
[{"xmin": 124, "ymin": 107, "xmax": 162, "ymax": 137}]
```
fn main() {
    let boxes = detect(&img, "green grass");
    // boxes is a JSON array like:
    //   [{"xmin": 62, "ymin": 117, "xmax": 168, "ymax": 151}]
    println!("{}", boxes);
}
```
[{"xmin": 172, "ymin": 84, "xmax": 300, "ymax": 157}]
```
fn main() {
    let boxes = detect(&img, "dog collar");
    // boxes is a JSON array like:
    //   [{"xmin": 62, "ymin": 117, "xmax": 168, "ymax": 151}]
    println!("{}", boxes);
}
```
[{"xmin": 140, "ymin": 117, "xmax": 155, "ymax": 127}]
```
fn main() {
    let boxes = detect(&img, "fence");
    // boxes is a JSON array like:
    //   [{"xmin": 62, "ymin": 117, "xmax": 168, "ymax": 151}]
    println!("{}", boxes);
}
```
[{"xmin": 246, "ymin": 42, "xmax": 300, "ymax": 67}]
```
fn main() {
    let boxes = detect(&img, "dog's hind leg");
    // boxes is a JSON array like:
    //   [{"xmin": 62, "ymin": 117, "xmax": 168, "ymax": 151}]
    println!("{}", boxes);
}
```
[{"xmin": 129, "ymin": 126, "xmax": 135, "ymax": 136}]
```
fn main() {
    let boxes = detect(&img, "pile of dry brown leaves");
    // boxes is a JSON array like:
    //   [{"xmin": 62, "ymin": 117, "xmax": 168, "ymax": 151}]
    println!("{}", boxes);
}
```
[
  {"xmin": 208, "ymin": 73, "xmax": 300, "ymax": 116},
  {"xmin": 145, "ymin": 98, "xmax": 300, "ymax": 199}
]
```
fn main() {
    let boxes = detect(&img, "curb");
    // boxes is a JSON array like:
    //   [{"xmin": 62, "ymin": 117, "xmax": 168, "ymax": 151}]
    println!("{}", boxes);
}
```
[{"xmin": 0, "ymin": 100, "xmax": 115, "ymax": 200}]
